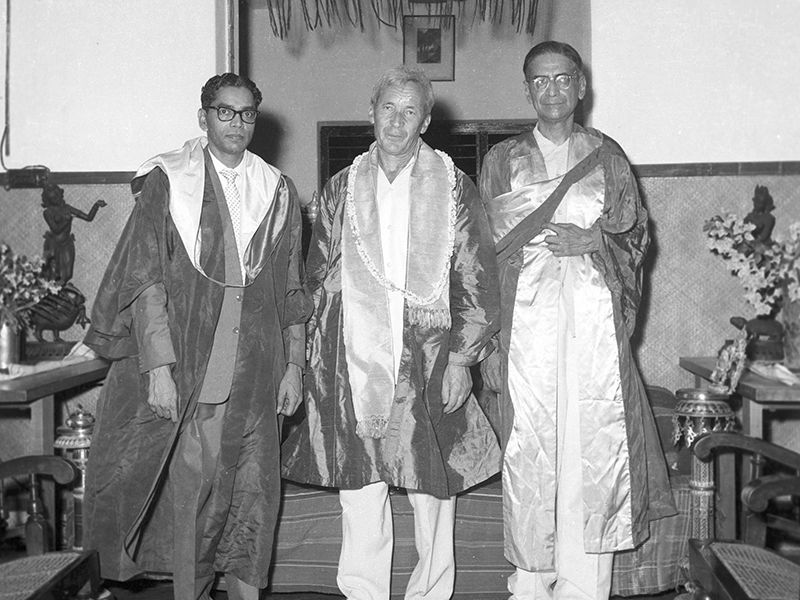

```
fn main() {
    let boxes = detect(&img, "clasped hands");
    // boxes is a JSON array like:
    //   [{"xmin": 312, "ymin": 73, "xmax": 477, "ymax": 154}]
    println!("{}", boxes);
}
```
[{"xmin": 543, "ymin": 221, "xmax": 600, "ymax": 257}]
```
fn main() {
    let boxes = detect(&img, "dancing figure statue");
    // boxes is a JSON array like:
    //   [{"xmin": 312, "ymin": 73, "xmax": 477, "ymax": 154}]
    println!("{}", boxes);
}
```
[{"xmin": 41, "ymin": 183, "xmax": 106, "ymax": 283}]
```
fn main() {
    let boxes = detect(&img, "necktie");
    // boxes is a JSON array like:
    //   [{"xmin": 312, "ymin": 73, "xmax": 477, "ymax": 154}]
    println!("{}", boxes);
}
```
[{"xmin": 220, "ymin": 168, "xmax": 242, "ymax": 256}]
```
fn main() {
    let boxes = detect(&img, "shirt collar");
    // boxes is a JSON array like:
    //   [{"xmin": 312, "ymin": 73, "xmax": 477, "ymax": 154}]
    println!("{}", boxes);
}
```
[
  {"xmin": 378, "ymin": 155, "xmax": 416, "ymax": 187},
  {"xmin": 533, "ymin": 124, "xmax": 568, "ymax": 152},
  {"xmin": 208, "ymin": 149, "xmax": 247, "ymax": 179}
]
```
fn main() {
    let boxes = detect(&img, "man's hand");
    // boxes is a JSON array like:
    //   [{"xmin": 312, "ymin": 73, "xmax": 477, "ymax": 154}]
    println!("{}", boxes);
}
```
[
  {"xmin": 277, "ymin": 363, "xmax": 303, "ymax": 416},
  {"xmin": 480, "ymin": 352, "xmax": 502, "ymax": 393},
  {"xmin": 147, "ymin": 365, "xmax": 178, "ymax": 422},
  {"xmin": 442, "ymin": 364, "xmax": 472, "ymax": 414},
  {"xmin": 544, "ymin": 222, "xmax": 599, "ymax": 257}
]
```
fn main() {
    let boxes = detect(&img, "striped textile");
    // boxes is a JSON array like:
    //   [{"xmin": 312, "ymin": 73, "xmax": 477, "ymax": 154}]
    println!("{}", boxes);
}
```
[
  {"xmin": 269, "ymin": 383, "xmax": 688, "ymax": 597},
  {"xmin": 269, "ymin": 474, "xmax": 690, "ymax": 598},
  {"xmin": 270, "ymin": 479, "xmax": 510, "ymax": 598},
  {"xmin": 610, "ymin": 475, "xmax": 691, "ymax": 596}
]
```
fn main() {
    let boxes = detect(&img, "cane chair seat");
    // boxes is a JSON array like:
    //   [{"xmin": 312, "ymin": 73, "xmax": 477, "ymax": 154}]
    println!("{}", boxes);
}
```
[
  {"xmin": 689, "ymin": 433, "xmax": 800, "ymax": 600},
  {"xmin": 0, "ymin": 456, "xmax": 100, "ymax": 600},
  {"xmin": 710, "ymin": 541, "xmax": 799, "ymax": 600}
]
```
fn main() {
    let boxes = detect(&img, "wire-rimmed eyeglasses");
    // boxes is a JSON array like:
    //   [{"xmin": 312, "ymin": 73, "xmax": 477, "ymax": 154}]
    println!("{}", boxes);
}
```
[{"xmin": 527, "ymin": 73, "xmax": 580, "ymax": 91}]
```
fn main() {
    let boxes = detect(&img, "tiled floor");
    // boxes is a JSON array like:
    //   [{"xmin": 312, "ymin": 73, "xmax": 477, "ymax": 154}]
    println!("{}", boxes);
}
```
[
  {"xmin": 106, "ymin": 579, "xmax": 680, "ymax": 600},
  {"xmin": 107, "ymin": 580, "xmax": 344, "ymax": 599}
]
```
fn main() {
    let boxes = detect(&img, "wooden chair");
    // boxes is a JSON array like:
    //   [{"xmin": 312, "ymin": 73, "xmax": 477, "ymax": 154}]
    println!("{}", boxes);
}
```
[
  {"xmin": 688, "ymin": 432, "xmax": 800, "ymax": 600},
  {"xmin": 0, "ymin": 455, "xmax": 100, "ymax": 600}
]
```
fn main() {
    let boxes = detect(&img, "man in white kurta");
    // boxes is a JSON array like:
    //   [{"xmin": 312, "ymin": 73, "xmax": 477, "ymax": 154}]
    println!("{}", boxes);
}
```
[
  {"xmin": 479, "ymin": 42, "xmax": 674, "ymax": 600},
  {"xmin": 282, "ymin": 66, "xmax": 502, "ymax": 600},
  {"xmin": 338, "ymin": 156, "xmax": 457, "ymax": 600}
]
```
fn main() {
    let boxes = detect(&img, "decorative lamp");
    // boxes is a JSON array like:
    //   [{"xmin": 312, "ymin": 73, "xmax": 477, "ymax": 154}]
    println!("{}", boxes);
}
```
[
  {"xmin": 672, "ymin": 387, "xmax": 737, "ymax": 542},
  {"xmin": 53, "ymin": 405, "xmax": 95, "ymax": 550},
  {"xmin": 672, "ymin": 328, "xmax": 744, "ymax": 451},
  {"xmin": 671, "ymin": 331, "xmax": 747, "ymax": 599},
  {"xmin": 672, "ymin": 388, "xmax": 737, "ymax": 449}
]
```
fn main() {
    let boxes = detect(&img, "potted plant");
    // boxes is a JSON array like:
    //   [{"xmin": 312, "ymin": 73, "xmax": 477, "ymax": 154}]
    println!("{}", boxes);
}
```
[
  {"xmin": 0, "ymin": 243, "xmax": 62, "ymax": 370},
  {"xmin": 704, "ymin": 204, "xmax": 800, "ymax": 368}
]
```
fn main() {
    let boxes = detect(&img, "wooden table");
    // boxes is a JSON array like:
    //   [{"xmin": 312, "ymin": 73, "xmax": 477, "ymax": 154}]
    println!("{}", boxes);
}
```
[
  {"xmin": 680, "ymin": 356, "xmax": 800, "ymax": 540},
  {"xmin": 680, "ymin": 356, "xmax": 800, "ymax": 440},
  {"xmin": 0, "ymin": 358, "xmax": 109, "ymax": 535}
]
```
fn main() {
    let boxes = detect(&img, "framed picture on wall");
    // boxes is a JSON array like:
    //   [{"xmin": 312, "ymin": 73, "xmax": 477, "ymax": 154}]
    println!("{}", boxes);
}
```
[{"xmin": 402, "ymin": 15, "xmax": 455, "ymax": 81}]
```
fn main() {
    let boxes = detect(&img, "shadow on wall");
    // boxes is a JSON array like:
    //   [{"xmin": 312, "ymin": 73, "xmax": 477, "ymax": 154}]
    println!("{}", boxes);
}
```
[
  {"xmin": 249, "ymin": 111, "xmax": 285, "ymax": 169},
  {"xmin": 430, "ymin": 99, "xmax": 457, "ymax": 124}
]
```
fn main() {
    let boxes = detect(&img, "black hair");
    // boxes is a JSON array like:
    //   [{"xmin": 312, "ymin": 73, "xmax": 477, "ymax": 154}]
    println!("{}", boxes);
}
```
[
  {"xmin": 200, "ymin": 73, "xmax": 263, "ymax": 108},
  {"xmin": 522, "ymin": 41, "xmax": 584, "ymax": 76}
]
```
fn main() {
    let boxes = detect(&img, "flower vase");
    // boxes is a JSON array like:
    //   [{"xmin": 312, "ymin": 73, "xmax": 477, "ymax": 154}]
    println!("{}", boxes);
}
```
[
  {"xmin": 0, "ymin": 320, "xmax": 21, "ymax": 371},
  {"xmin": 781, "ymin": 297, "xmax": 800, "ymax": 371}
]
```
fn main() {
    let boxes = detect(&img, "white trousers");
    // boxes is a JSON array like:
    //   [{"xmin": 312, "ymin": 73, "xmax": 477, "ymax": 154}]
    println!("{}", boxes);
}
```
[
  {"xmin": 338, "ymin": 481, "xmax": 456, "ymax": 600},
  {"xmin": 508, "ymin": 286, "xmax": 614, "ymax": 600}
]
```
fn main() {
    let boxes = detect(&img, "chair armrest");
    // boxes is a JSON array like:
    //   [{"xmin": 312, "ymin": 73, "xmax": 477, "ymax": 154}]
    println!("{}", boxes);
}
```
[
  {"xmin": 693, "ymin": 432, "xmax": 800, "ymax": 470},
  {"xmin": 742, "ymin": 474, "xmax": 800, "ymax": 513},
  {"xmin": 0, "ymin": 455, "xmax": 77, "ymax": 485}
]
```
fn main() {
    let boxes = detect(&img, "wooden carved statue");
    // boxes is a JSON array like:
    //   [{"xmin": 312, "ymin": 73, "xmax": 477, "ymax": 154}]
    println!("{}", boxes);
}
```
[
  {"xmin": 41, "ymin": 183, "xmax": 106, "ymax": 284},
  {"xmin": 29, "ymin": 183, "xmax": 105, "ymax": 342},
  {"xmin": 744, "ymin": 184, "xmax": 776, "ymax": 244}
]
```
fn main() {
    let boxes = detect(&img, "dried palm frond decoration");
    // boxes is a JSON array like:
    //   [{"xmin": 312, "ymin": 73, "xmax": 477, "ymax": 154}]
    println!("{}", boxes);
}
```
[{"xmin": 260, "ymin": 0, "xmax": 540, "ymax": 38}]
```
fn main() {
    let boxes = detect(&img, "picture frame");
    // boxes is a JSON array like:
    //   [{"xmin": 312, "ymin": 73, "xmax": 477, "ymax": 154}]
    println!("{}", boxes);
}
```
[{"xmin": 402, "ymin": 15, "xmax": 455, "ymax": 81}]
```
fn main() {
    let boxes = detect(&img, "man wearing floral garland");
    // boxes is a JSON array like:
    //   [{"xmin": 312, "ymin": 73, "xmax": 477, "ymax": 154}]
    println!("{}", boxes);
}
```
[
  {"xmin": 479, "ymin": 41, "xmax": 674, "ymax": 599},
  {"xmin": 282, "ymin": 66, "xmax": 501, "ymax": 600}
]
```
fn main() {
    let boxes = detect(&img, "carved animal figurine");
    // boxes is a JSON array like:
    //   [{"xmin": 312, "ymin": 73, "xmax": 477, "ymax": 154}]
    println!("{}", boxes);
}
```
[
  {"xmin": 730, "ymin": 315, "xmax": 784, "ymax": 362},
  {"xmin": 27, "ymin": 283, "xmax": 89, "ymax": 342}
]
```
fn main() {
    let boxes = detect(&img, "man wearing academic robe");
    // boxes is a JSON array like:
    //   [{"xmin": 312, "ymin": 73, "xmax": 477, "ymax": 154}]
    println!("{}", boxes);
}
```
[
  {"xmin": 282, "ymin": 66, "xmax": 501, "ymax": 600},
  {"xmin": 81, "ymin": 73, "xmax": 311, "ymax": 600},
  {"xmin": 478, "ymin": 42, "xmax": 675, "ymax": 600}
]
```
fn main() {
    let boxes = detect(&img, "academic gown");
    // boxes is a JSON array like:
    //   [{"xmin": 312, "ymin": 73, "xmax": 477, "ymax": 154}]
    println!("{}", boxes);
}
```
[
  {"xmin": 83, "ymin": 162, "xmax": 311, "ymax": 585},
  {"xmin": 281, "ymin": 147, "xmax": 502, "ymax": 498},
  {"xmin": 479, "ymin": 125, "xmax": 675, "ymax": 570}
]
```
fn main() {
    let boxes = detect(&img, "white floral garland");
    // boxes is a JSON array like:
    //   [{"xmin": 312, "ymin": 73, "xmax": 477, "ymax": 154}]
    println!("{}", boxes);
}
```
[{"xmin": 345, "ymin": 149, "xmax": 457, "ymax": 307}]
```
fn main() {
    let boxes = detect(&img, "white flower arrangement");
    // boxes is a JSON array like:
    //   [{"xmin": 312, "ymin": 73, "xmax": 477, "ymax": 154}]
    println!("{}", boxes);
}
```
[
  {"xmin": 0, "ymin": 243, "xmax": 62, "ymax": 331},
  {"xmin": 704, "ymin": 215, "xmax": 800, "ymax": 316}
]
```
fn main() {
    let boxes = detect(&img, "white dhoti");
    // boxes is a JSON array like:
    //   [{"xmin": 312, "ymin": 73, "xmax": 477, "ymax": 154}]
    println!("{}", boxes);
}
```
[
  {"xmin": 505, "ymin": 235, "xmax": 619, "ymax": 600},
  {"xmin": 506, "ymin": 324, "xmax": 614, "ymax": 599}
]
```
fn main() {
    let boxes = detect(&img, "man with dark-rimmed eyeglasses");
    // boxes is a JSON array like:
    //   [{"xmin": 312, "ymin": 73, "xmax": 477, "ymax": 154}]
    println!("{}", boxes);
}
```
[
  {"xmin": 80, "ymin": 72, "xmax": 312, "ymax": 600},
  {"xmin": 478, "ymin": 41, "xmax": 675, "ymax": 599}
]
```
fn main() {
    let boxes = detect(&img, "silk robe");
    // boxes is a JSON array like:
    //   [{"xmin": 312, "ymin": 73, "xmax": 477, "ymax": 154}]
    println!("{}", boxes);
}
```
[
  {"xmin": 83, "ymin": 165, "xmax": 311, "ymax": 585},
  {"xmin": 282, "ymin": 150, "xmax": 502, "ymax": 498},
  {"xmin": 479, "ymin": 125, "xmax": 675, "ymax": 570}
]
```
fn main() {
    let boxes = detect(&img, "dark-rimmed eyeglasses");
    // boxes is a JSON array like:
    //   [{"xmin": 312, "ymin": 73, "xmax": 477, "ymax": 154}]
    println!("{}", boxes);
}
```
[
  {"xmin": 205, "ymin": 105, "xmax": 259, "ymax": 124},
  {"xmin": 527, "ymin": 73, "xmax": 580, "ymax": 91}
]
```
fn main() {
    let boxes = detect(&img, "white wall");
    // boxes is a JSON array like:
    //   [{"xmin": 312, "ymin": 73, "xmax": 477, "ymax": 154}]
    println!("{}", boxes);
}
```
[
  {"xmin": 0, "ymin": 0, "xmax": 223, "ymax": 172},
  {"xmin": 591, "ymin": 0, "xmax": 800, "ymax": 165},
  {"xmin": 4, "ymin": 2, "xmax": 795, "ymax": 176}
]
